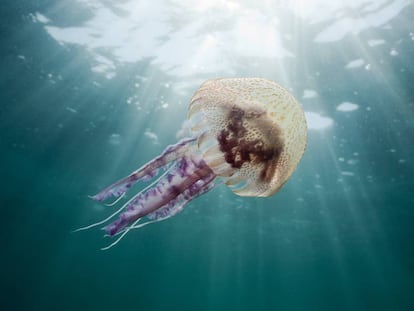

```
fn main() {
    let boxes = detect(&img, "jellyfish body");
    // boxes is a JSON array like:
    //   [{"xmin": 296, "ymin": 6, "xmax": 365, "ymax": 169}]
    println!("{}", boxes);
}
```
[{"xmin": 84, "ymin": 78, "xmax": 307, "ymax": 248}]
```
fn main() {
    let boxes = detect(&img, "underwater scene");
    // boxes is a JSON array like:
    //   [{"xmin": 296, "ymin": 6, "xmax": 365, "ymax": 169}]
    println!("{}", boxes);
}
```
[{"xmin": 2, "ymin": 0, "xmax": 414, "ymax": 310}]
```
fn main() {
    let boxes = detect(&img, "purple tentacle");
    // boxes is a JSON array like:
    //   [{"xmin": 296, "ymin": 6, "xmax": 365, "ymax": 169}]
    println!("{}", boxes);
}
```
[
  {"xmin": 147, "ymin": 172, "xmax": 216, "ymax": 221},
  {"xmin": 103, "ymin": 155, "xmax": 216, "ymax": 236},
  {"xmin": 91, "ymin": 137, "xmax": 197, "ymax": 202}
]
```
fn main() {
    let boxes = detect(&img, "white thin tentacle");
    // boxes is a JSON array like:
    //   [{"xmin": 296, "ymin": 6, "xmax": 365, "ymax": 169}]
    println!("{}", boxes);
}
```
[
  {"xmin": 101, "ymin": 218, "xmax": 142, "ymax": 251},
  {"xmin": 116, "ymin": 175, "xmax": 221, "ymax": 234},
  {"xmin": 103, "ymin": 192, "xmax": 126, "ymax": 206},
  {"xmin": 72, "ymin": 203, "xmax": 127, "ymax": 233},
  {"xmin": 127, "ymin": 217, "xmax": 169, "ymax": 230},
  {"xmin": 74, "ymin": 163, "xmax": 175, "ymax": 233},
  {"xmin": 114, "ymin": 212, "xmax": 174, "ymax": 235},
  {"xmin": 110, "ymin": 218, "xmax": 143, "ymax": 237},
  {"xmin": 129, "ymin": 162, "xmax": 174, "ymax": 197}
]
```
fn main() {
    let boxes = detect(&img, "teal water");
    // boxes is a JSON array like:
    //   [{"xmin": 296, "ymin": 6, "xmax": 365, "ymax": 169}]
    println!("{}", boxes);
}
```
[{"xmin": 1, "ymin": 1, "xmax": 414, "ymax": 310}]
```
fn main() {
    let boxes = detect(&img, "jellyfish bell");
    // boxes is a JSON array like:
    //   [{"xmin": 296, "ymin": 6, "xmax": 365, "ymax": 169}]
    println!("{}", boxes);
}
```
[
  {"xmin": 79, "ymin": 78, "xmax": 307, "ymax": 249},
  {"xmin": 188, "ymin": 78, "xmax": 307, "ymax": 197}
]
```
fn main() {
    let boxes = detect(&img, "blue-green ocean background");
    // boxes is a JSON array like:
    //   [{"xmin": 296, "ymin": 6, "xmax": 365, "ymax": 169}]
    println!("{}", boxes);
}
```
[{"xmin": 1, "ymin": 1, "xmax": 414, "ymax": 310}]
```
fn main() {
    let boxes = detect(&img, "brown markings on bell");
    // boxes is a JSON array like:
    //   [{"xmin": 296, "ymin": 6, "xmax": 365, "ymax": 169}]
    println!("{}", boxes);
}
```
[{"xmin": 217, "ymin": 105, "xmax": 284, "ymax": 182}]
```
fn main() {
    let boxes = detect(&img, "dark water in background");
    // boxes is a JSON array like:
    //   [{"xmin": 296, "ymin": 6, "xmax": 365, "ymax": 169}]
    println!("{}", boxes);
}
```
[{"xmin": 1, "ymin": 1, "xmax": 414, "ymax": 310}]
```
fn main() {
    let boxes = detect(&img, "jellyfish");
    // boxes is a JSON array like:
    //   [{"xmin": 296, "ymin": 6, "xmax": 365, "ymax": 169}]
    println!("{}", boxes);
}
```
[{"xmin": 80, "ymin": 78, "xmax": 307, "ymax": 249}]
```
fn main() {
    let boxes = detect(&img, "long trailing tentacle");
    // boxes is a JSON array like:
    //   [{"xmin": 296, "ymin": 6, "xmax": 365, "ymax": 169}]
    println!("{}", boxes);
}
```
[
  {"xmin": 103, "ymin": 193, "xmax": 126, "ymax": 207},
  {"xmin": 74, "ymin": 163, "xmax": 175, "ymax": 233},
  {"xmin": 100, "ymin": 204, "xmax": 181, "ymax": 250},
  {"xmin": 102, "ymin": 155, "xmax": 216, "ymax": 237},
  {"xmin": 102, "ymin": 174, "xmax": 220, "ymax": 249},
  {"xmin": 100, "ymin": 218, "xmax": 142, "ymax": 251},
  {"xmin": 84, "ymin": 139, "xmax": 219, "ymax": 249},
  {"xmin": 146, "ymin": 173, "xmax": 217, "ymax": 221},
  {"xmin": 90, "ymin": 137, "xmax": 197, "ymax": 202},
  {"xmin": 72, "ymin": 203, "xmax": 127, "ymax": 233}
]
